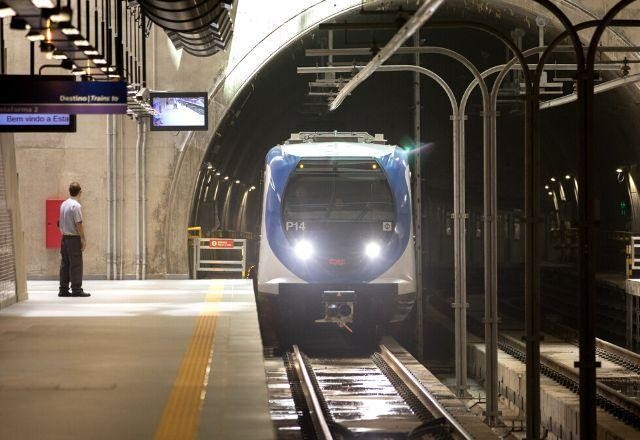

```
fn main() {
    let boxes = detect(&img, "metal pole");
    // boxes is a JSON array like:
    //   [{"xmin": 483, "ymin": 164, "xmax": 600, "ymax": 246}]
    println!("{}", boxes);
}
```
[
  {"xmin": 141, "ymin": 119, "xmax": 147, "ymax": 280},
  {"xmin": 0, "ymin": 18, "xmax": 4, "ymax": 75},
  {"xmin": 576, "ymin": 55, "xmax": 597, "ymax": 440},
  {"xmin": 412, "ymin": 34, "xmax": 424, "ymax": 360},
  {"xmin": 141, "ymin": 15, "xmax": 147, "ymax": 87},
  {"xmin": 30, "ymin": 42, "xmax": 34, "ymax": 75},
  {"xmin": 135, "ymin": 119, "xmax": 142, "ymax": 280},
  {"xmin": 115, "ymin": 0, "xmax": 123, "ymax": 79},
  {"xmin": 452, "ymin": 102, "xmax": 467, "ymax": 397},
  {"xmin": 107, "ymin": 114, "xmax": 116, "ymax": 279}
]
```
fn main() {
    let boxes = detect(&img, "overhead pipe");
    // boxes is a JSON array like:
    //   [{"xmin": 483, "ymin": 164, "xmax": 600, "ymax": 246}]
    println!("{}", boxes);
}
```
[
  {"xmin": 118, "ymin": 114, "xmax": 124, "ymax": 279},
  {"xmin": 135, "ymin": 119, "xmax": 141, "ymax": 279},
  {"xmin": 141, "ymin": 119, "xmax": 147, "ymax": 280},
  {"xmin": 107, "ymin": 114, "xmax": 117, "ymax": 279}
]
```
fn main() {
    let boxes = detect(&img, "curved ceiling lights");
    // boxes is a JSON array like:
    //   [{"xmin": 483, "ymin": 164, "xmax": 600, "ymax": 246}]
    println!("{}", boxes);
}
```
[{"xmin": 138, "ymin": 0, "xmax": 234, "ymax": 57}]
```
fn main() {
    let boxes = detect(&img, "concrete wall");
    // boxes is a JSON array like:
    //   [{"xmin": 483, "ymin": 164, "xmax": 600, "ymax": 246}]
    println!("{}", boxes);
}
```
[{"xmin": 0, "ymin": 133, "xmax": 26, "ymax": 308}]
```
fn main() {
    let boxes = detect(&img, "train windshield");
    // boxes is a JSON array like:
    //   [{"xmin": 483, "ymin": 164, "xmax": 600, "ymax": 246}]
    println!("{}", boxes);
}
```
[{"xmin": 283, "ymin": 159, "xmax": 394, "ymax": 222}]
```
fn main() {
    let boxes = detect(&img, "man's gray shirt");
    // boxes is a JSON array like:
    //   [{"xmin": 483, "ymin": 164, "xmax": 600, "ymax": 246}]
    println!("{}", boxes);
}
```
[{"xmin": 59, "ymin": 197, "xmax": 83, "ymax": 235}]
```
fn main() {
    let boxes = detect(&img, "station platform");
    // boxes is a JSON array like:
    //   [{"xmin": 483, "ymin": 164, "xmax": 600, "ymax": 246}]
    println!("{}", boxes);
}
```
[{"xmin": 0, "ymin": 279, "xmax": 275, "ymax": 440}]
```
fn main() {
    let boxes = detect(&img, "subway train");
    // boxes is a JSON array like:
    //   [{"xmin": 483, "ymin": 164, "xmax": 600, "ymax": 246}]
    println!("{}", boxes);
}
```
[{"xmin": 257, "ymin": 132, "xmax": 416, "ymax": 338}]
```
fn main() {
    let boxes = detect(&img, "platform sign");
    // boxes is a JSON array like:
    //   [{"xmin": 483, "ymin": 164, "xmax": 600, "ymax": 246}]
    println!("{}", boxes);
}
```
[
  {"xmin": 0, "ymin": 113, "xmax": 76, "ymax": 133},
  {"xmin": 0, "ymin": 75, "xmax": 127, "ymax": 114},
  {"xmin": 208, "ymin": 238, "xmax": 235, "ymax": 249}
]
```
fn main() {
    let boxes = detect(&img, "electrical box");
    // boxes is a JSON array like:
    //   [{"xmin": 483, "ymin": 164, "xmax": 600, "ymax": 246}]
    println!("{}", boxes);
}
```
[{"xmin": 46, "ymin": 199, "xmax": 64, "ymax": 249}]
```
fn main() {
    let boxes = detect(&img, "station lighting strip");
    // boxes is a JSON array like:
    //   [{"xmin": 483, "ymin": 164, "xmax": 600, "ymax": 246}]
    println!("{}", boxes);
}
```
[
  {"xmin": 0, "ymin": 0, "xmax": 148, "ymax": 82},
  {"xmin": 204, "ymin": 162, "xmax": 256, "ymax": 192}
]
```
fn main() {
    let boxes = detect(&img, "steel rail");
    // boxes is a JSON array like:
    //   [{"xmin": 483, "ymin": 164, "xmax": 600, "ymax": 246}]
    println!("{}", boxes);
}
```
[
  {"xmin": 596, "ymin": 337, "xmax": 640, "ymax": 365},
  {"xmin": 499, "ymin": 334, "xmax": 640, "ymax": 424},
  {"xmin": 379, "ymin": 345, "xmax": 474, "ymax": 440},
  {"xmin": 291, "ymin": 345, "xmax": 333, "ymax": 440}
]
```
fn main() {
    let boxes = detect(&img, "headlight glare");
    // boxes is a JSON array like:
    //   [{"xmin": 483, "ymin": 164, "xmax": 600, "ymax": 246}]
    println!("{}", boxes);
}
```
[
  {"xmin": 364, "ymin": 242, "xmax": 381, "ymax": 259},
  {"xmin": 294, "ymin": 240, "xmax": 314, "ymax": 260}
]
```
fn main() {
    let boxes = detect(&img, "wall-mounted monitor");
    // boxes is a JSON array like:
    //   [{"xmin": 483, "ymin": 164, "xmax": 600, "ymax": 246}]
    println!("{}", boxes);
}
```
[
  {"xmin": 0, "ymin": 113, "xmax": 76, "ymax": 133},
  {"xmin": 150, "ymin": 92, "xmax": 208, "ymax": 131}
]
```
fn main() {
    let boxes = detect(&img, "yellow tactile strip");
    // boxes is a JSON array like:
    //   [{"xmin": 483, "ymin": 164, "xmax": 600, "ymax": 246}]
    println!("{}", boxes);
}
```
[{"xmin": 155, "ymin": 282, "xmax": 223, "ymax": 440}]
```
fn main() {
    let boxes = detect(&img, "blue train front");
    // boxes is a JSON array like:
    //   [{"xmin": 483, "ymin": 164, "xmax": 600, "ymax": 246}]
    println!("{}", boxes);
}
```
[{"xmin": 257, "ymin": 132, "xmax": 416, "ymax": 335}]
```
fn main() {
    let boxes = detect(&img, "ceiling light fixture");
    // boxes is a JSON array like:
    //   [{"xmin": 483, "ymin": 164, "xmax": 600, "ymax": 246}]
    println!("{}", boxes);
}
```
[
  {"xmin": 52, "ymin": 49, "xmax": 68, "ymax": 60},
  {"xmin": 83, "ymin": 48, "xmax": 99, "ymax": 56},
  {"xmin": 49, "ymin": 7, "xmax": 72, "ymax": 23},
  {"xmin": 73, "ymin": 38, "xmax": 90, "ymax": 47},
  {"xmin": 31, "ymin": 0, "xmax": 55, "ymax": 8},
  {"xmin": 60, "ymin": 24, "xmax": 80, "ymax": 35},
  {"xmin": 91, "ymin": 58, "xmax": 107, "ymax": 65},
  {"xmin": 0, "ymin": 3, "xmax": 16, "ymax": 18},
  {"xmin": 26, "ymin": 30, "xmax": 45, "ymax": 42},
  {"xmin": 71, "ymin": 66, "xmax": 87, "ymax": 76}
]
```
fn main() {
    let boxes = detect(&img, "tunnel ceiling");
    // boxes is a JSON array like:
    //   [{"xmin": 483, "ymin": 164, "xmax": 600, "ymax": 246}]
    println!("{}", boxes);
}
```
[{"xmin": 195, "ymin": 0, "xmax": 640, "ymax": 233}]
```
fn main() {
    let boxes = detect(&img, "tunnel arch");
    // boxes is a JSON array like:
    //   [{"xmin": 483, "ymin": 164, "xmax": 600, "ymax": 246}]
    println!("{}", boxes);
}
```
[
  {"xmin": 163, "ymin": 0, "xmax": 367, "ymax": 274},
  {"xmin": 164, "ymin": 0, "xmax": 640, "ymax": 275}
]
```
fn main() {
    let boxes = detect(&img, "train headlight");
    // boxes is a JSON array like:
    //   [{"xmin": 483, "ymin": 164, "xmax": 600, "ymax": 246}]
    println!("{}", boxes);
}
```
[
  {"xmin": 364, "ymin": 242, "xmax": 381, "ymax": 259},
  {"xmin": 294, "ymin": 240, "xmax": 314, "ymax": 260}
]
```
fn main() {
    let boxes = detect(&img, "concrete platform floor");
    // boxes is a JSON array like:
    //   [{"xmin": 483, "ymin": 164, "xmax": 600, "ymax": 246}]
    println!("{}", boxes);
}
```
[{"xmin": 0, "ymin": 280, "xmax": 275, "ymax": 440}]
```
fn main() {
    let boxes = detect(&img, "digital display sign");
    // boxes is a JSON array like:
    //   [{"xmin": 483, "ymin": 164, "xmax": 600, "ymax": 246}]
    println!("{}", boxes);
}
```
[
  {"xmin": 0, "ymin": 113, "xmax": 76, "ymax": 133},
  {"xmin": 150, "ymin": 92, "xmax": 208, "ymax": 131},
  {"xmin": 0, "ymin": 75, "xmax": 127, "ymax": 115}
]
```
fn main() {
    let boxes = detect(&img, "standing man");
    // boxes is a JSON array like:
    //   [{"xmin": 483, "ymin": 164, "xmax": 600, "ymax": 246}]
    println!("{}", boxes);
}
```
[{"xmin": 58, "ymin": 182, "xmax": 90, "ymax": 297}]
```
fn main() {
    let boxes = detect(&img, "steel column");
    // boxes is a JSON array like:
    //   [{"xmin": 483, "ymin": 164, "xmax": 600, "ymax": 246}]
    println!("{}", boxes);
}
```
[
  {"xmin": 413, "ymin": 34, "xmax": 424, "ymax": 361},
  {"xmin": 115, "ymin": 0, "xmax": 123, "ymax": 79},
  {"xmin": 0, "ymin": 18, "xmax": 4, "ymax": 75}
]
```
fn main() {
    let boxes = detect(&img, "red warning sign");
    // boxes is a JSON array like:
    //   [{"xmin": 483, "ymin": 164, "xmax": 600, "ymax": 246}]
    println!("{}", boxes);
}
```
[{"xmin": 208, "ymin": 239, "xmax": 234, "ymax": 249}]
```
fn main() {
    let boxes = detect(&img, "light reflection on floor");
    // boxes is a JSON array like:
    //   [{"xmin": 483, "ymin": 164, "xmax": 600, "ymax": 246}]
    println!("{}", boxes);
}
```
[
  {"xmin": 311, "ymin": 357, "xmax": 420, "ymax": 434},
  {"xmin": 1, "ymin": 280, "xmax": 254, "ymax": 318}
]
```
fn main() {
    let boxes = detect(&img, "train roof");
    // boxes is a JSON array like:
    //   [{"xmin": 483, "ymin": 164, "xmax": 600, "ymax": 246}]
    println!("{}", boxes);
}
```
[{"xmin": 276, "ymin": 141, "xmax": 399, "ymax": 159}]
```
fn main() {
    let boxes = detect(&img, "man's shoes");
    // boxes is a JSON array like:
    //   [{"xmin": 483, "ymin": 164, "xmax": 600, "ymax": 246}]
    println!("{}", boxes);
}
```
[
  {"xmin": 58, "ymin": 290, "xmax": 72, "ymax": 297},
  {"xmin": 71, "ymin": 291, "xmax": 91, "ymax": 297}
]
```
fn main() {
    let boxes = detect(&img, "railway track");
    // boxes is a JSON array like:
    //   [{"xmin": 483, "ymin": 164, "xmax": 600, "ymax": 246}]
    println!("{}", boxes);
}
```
[
  {"xmin": 441, "ymin": 294, "xmax": 640, "ymax": 432},
  {"xmin": 498, "ymin": 334, "xmax": 640, "ymax": 429},
  {"xmin": 283, "ymin": 344, "xmax": 477, "ymax": 440}
]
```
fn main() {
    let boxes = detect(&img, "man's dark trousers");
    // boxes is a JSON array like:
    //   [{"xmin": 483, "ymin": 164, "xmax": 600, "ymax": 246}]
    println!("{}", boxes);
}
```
[{"xmin": 60, "ymin": 236, "xmax": 83, "ymax": 294}]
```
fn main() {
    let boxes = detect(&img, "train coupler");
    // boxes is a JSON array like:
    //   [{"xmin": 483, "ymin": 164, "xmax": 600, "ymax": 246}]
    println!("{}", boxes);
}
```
[{"xmin": 315, "ymin": 290, "xmax": 355, "ymax": 328}]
